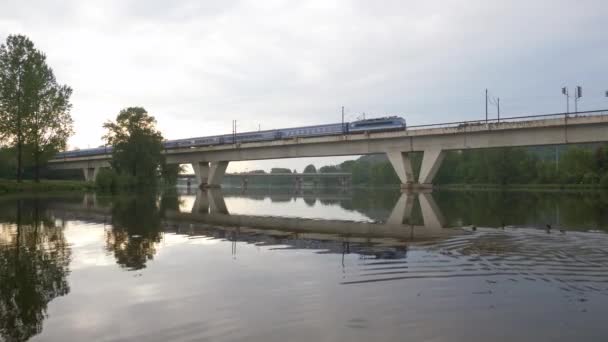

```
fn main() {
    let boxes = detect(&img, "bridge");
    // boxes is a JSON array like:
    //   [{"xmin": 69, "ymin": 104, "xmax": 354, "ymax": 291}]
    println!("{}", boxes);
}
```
[{"xmin": 48, "ymin": 110, "xmax": 608, "ymax": 189}]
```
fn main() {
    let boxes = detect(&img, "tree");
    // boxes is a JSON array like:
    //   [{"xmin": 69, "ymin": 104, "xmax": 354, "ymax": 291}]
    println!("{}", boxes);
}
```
[
  {"xmin": 160, "ymin": 163, "xmax": 185, "ymax": 186},
  {"xmin": 25, "ymin": 64, "xmax": 73, "ymax": 182},
  {"xmin": 0, "ymin": 34, "xmax": 73, "ymax": 182},
  {"xmin": 303, "ymin": 164, "xmax": 317, "ymax": 173},
  {"xmin": 103, "ymin": 107, "xmax": 165, "ymax": 188},
  {"xmin": 270, "ymin": 168, "xmax": 292, "ymax": 174}
]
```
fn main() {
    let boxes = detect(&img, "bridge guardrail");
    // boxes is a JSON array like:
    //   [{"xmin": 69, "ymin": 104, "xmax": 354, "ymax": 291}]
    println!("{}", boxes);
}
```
[{"xmin": 406, "ymin": 109, "xmax": 608, "ymax": 130}]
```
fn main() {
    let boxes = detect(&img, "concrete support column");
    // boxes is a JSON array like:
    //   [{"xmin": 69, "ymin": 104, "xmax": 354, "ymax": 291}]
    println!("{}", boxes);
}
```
[
  {"xmin": 207, "ymin": 161, "xmax": 229, "ymax": 187},
  {"xmin": 418, "ymin": 149, "xmax": 446, "ymax": 186},
  {"xmin": 386, "ymin": 151, "xmax": 415, "ymax": 185},
  {"xmin": 82, "ymin": 167, "xmax": 99, "ymax": 182},
  {"xmin": 192, "ymin": 162, "xmax": 209, "ymax": 186}
]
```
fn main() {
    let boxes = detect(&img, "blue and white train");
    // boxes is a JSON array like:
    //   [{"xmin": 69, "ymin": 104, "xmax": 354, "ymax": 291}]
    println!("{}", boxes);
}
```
[{"xmin": 56, "ymin": 116, "xmax": 406, "ymax": 158}]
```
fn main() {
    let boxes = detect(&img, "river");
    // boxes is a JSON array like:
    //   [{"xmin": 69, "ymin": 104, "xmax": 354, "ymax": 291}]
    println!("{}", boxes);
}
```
[{"xmin": 1, "ymin": 188, "xmax": 607, "ymax": 341}]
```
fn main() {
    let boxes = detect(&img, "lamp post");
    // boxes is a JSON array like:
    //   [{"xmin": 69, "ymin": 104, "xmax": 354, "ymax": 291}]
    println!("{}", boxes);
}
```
[
  {"xmin": 561, "ymin": 87, "xmax": 569, "ymax": 113},
  {"xmin": 574, "ymin": 86, "xmax": 582, "ymax": 113},
  {"xmin": 561, "ymin": 86, "xmax": 582, "ymax": 113}
]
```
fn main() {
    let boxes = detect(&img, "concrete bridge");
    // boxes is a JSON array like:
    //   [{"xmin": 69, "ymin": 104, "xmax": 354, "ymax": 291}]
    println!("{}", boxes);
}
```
[{"xmin": 48, "ymin": 110, "xmax": 608, "ymax": 189}]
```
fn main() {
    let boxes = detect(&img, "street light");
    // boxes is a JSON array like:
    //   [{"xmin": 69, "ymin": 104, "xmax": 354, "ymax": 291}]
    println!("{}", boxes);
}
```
[
  {"xmin": 561, "ymin": 86, "xmax": 583, "ymax": 113},
  {"xmin": 561, "ymin": 87, "xmax": 569, "ymax": 113},
  {"xmin": 574, "ymin": 86, "xmax": 582, "ymax": 113}
]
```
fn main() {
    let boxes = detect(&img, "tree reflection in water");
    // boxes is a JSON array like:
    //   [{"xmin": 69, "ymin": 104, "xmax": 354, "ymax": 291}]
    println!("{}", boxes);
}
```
[
  {"xmin": 106, "ymin": 193, "xmax": 173, "ymax": 270},
  {"xmin": 0, "ymin": 198, "xmax": 71, "ymax": 342}
]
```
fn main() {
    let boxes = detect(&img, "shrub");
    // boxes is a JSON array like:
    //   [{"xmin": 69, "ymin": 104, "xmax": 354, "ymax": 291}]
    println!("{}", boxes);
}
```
[
  {"xmin": 95, "ymin": 168, "xmax": 118, "ymax": 192},
  {"xmin": 116, "ymin": 173, "xmax": 137, "ymax": 190},
  {"xmin": 582, "ymin": 172, "xmax": 600, "ymax": 184},
  {"xmin": 600, "ymin": 174, "xmax": 608, "ymax": 188}
]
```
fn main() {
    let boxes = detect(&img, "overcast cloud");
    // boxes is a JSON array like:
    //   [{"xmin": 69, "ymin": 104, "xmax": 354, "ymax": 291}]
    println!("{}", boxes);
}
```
[{"xmin": 1, "ymin": 0, "xmax": 607, "ymax": 172}]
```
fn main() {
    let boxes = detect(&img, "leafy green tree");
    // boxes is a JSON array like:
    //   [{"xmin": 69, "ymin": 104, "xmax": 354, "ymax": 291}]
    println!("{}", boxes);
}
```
[
  {"xmin": 559, "ymin": 147, "xmax": 595, "ymax": 184},
  {"xmin": 0, "ymin": 34, "xmax": 73, "ymax": 182},
  {"xmin": 0, "ymin": 147, "xmax": 16, "ymax": 179},
  {"xmin": 160, "ymin": 163, "xmax": 185, "ymax": 186},
  {"xmin": 303, "ymin": 164, "xmax": 317, "ymax": 173},
  {"xmin": 270, "ymin": 168, "xmax": 291, "ymax": 174},
  {"xmin": 319, "ymin": 165, "xmax": 340, "ymax": 173},
  {"xmin": 102, "ymin": 107, "xmax": 165, "ymax": 188}
]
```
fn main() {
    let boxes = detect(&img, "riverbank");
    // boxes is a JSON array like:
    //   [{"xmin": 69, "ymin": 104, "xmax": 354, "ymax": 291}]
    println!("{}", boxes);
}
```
[
  {"xmin": 0, "ymin": 179, "xmax": 95, "ymax": 195},
  {"xmin": 436, "ymin": 183, "xmax": 607, "ymax": 191}
]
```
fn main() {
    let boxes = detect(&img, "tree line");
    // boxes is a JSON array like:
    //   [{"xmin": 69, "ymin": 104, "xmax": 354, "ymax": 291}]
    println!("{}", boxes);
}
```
[{"xmin": 303, "ymin": 145, "xmax": 608, "ymax": 188}]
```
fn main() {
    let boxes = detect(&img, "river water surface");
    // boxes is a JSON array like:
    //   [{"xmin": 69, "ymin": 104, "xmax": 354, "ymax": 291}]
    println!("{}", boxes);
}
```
[{"xmin": 1, "ymin": 188, "xmax": 608, "ymax": 341}]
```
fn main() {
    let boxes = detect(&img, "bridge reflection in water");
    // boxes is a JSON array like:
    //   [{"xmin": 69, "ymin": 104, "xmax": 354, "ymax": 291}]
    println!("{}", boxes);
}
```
[
  {"xmin": 172, "ymin": 189, "xmax": 457, "ymax": 246},
  {"xmin": 54, "ymin": 190, "xmax": 608, "ymax": 294},
  {"xmin": 59, "ymin": 189, "xmax": 462, "ymax": 257}
]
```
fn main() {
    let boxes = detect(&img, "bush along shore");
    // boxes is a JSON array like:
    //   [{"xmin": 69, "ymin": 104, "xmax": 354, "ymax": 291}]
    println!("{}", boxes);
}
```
[{"xmin": 0, "ymin": 180, "xmax": 95, "ymax": 195}]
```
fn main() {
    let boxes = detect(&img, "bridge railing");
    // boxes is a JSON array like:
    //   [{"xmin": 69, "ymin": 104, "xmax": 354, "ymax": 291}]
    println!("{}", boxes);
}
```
[{"xmin": 406, "ymin": 109, "xmax": 608, "ymax": 130}]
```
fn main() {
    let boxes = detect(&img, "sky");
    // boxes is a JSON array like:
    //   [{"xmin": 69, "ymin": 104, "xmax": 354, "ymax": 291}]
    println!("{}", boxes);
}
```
[{"xmin": 1, "ymin": 0, "xmax": 607, "ymax": 172}]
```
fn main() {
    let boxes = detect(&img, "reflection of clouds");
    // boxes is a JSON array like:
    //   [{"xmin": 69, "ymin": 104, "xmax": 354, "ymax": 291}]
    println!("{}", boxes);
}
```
[
  {"xmin": 179, "ymin": 196, "xmax": 196, "ymax": 213},
  {"xmin": 0, "ymin": 224, "xmax": 16, "ymax": 244},
  {"xmin": 154, "ymin": 234, "xmax": 220, "ymax": 260},
  {"xmin": 128, "ymin": 284, "xmax": 162, "ymax": 304},
  {"xmin": 64, "ymin": 223, "xmax": 115, "ymax": 270},
  {"xmin": 191, "ymin": 196, "xmax": 373, "ymax": 222}
]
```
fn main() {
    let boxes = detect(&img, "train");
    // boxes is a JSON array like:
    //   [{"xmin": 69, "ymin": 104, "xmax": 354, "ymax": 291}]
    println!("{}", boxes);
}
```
[{"xmin": 55, "ymin": 116, "xmax": 406, "ymax": 159}]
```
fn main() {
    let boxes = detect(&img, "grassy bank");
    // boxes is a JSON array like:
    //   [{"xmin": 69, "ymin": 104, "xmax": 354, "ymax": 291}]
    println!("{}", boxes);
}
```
[
  {"xmin": 0, "ymin": 179, "xmax": 95, "ymax": 195},
  {"xmin": 436, "ymin": 183, "xmax": 607, "ymax": 191}
]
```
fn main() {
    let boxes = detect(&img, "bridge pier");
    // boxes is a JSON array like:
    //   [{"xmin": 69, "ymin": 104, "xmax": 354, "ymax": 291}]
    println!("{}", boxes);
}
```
[
  {"xmin": 192, "ymin": 162, "xmax": 209, "ymax": 187},
  {"xmin": 386, "ymin": 151, "xmax": 415, "ymax": 186},
  {"xmin": 82, "ymin": 167, "xmax": 99, "ymax": 182},
  {"xmin": 192, "ymin": 161, "xmax": 229, "ymax": 188},
  {"xmin": 418, "ymin": 149, "xmax": 445, "ymax": 187},
  {"xmin": 208, "ymin": 161, "xmax": 229, "ymax": 188},
  {"xmin": 386, "ymin": 149, "xmax": 446, "ymax": 190}
]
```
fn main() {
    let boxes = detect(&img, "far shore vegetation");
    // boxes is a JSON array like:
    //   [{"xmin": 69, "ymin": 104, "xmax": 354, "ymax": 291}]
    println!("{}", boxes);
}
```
[
  {"xmin": 0, "ymin": 179, "xmax": 94, "ymax": 195},
  {"xmin": 226, "ymin": 145, "xmax": 608, "ymax": 189}
]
